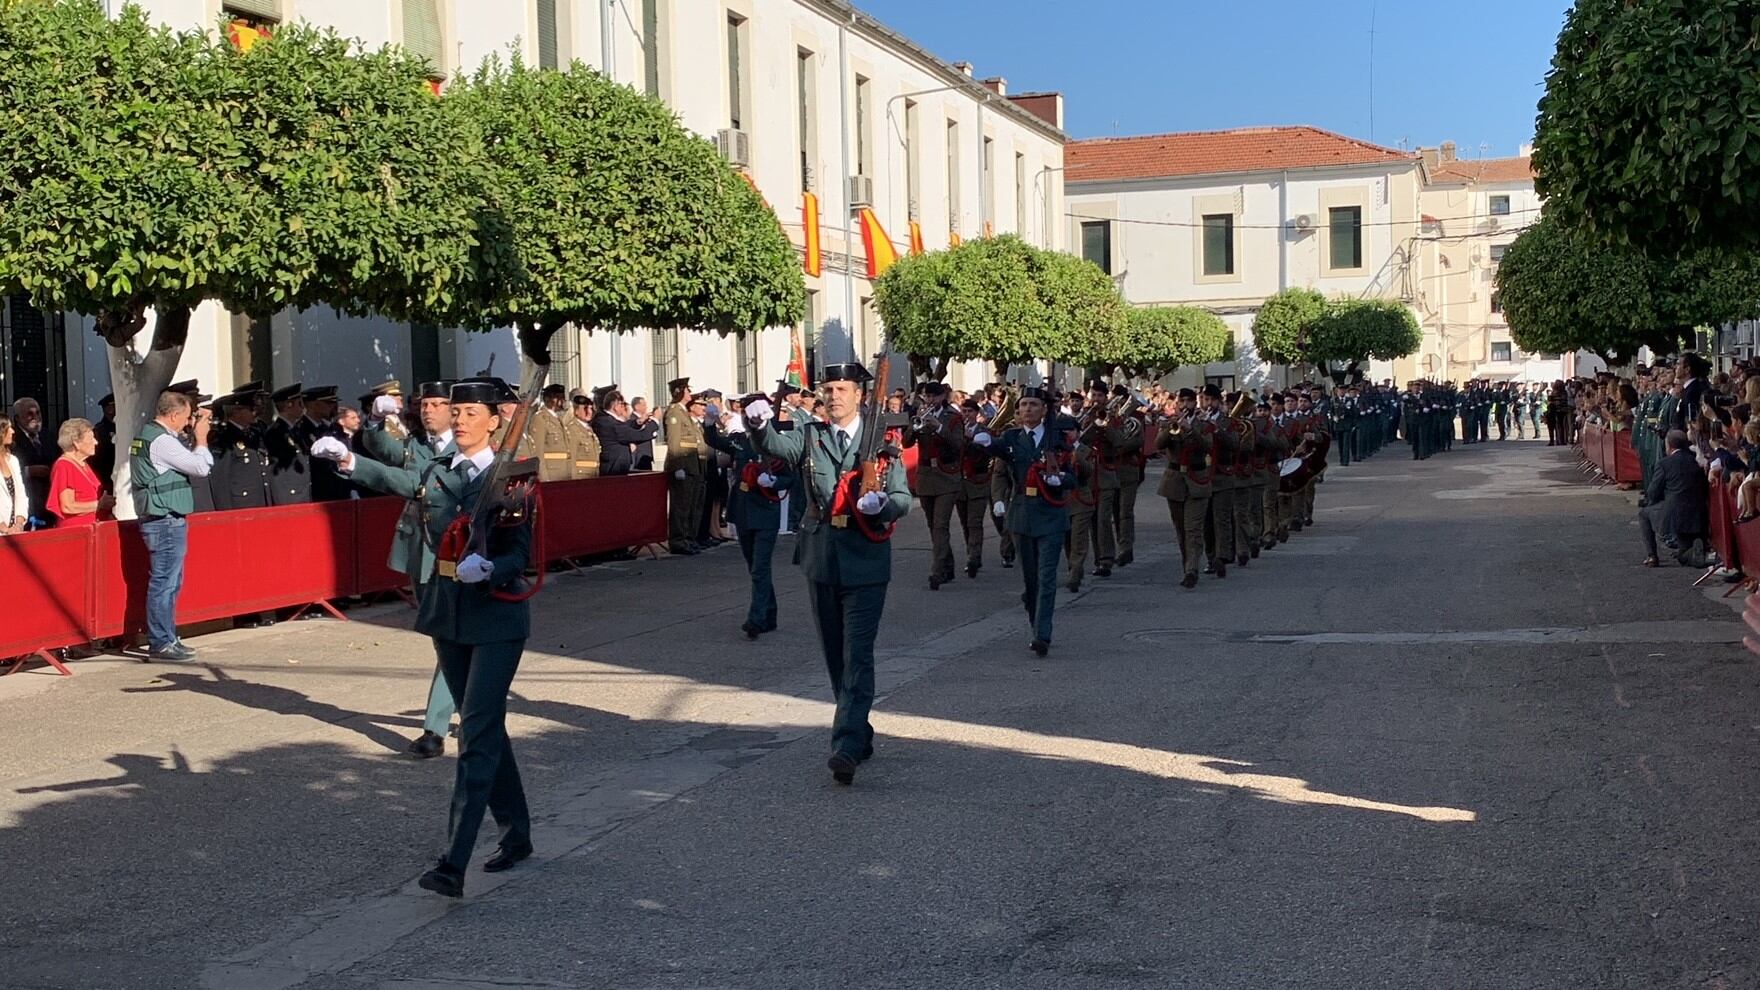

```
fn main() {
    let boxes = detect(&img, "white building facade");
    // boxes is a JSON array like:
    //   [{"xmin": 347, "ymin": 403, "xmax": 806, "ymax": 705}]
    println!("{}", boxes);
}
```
[
  {"xmin": 1064, "ymin": 126, "xmax": 1426, "ymax": 391},
  {"xmin": 30, "ymin": 0, "xmax": 1064, "ymax": 423}
]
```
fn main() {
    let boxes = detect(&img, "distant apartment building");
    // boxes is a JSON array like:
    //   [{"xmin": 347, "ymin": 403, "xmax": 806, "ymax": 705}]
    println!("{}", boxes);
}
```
[
  {"xmin": 1413, "ymin": 143, "xmax": 1585, "ymax": 382},
  {"xmin": 15, "ymin": 0, "xmax": 1065, "ymax": 424},
  {"xmin": 1064, "ymin": 126, "xmax": 1425, "ymax": 390}
]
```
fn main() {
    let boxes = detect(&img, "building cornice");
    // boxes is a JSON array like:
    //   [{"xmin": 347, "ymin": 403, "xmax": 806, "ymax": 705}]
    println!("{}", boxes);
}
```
[
  {"xmin": 798, "ymin": 0, "xmax": 1068, "ymax": 144},
  {"xmin": 1067, "ymin": 158, "xmax": 1422, "ymax": 194}
]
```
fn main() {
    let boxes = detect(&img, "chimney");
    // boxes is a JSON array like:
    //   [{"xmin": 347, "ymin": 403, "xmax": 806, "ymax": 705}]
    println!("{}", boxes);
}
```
[
  {"xmin": 1517, "ymin": 142, "xmax": 1533, "ymax": 158},
  {"xmin": 1440, "ymin": 141, "xmax": 1457, "ymax": 162},
  {"xmin": 952, "ymin": 61, "xmax": 974, "ymax": 78},
  {"xmin": 1420, "ymin": 147, "xmax": 1439, "ymax": 171},
  {"xmin": 981, "ymin": 76, "xmax": 1007, "ymax": 96}
]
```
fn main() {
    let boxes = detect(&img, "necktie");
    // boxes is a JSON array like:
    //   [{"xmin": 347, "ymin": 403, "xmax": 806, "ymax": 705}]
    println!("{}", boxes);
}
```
[{"xmin": 835, "ymin": 429, "xmax": 850, "ymax": 458}]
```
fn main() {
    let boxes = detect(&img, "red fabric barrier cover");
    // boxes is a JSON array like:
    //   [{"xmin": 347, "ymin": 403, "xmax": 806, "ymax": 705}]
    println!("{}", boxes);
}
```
[
  {"xmin": 354, "ymin": 495, "xmax": 409, "ymax": 596},
  {"xmin": 90, "ymin": 502, "xmax": 357, "ymax": 638},
  {"xmin": 1739, "ymin": 514, "xmax": 1760, "ymax": 585},
  {"xmin": 1711, "ymin": 477, "xmax": 1740, "ymax": 574},
  {"xmin": 0, "ymin": 527, "xmax": 96, "ymax": 656},
  {"xmin": 538, "ymin": 472, "xmax": 668, "ymax": 558},
  {"xmin": 1610, "ymin": 431, "xmax": 1642, "ymax": 483}
]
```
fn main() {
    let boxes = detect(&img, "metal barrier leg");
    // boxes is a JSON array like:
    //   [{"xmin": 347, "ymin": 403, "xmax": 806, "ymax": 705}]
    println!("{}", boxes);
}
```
[
  {"xmin": 286, "ymin": 599, "xmax": 349, "ymax": 622},
  {"xmin": 3, "ymin": 649, "xmax": 73, "ymax": 677}
]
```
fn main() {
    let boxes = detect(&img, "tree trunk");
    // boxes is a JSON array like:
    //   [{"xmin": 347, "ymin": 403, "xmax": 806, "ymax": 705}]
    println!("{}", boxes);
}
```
[
  {"xmin": 992, "ymin": 359, "xmax": 1011, "ymax": 382},
  {"xmin": 104, "ymin": 304, "xmax": 189, "ymax": 521},
  {"xmin": 513, "ymin": 320, "xmax": 560, "ymax": 400}
]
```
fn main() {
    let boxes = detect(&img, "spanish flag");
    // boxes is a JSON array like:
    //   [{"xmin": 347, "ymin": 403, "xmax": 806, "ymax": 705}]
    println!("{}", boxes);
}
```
[
  {"xmin": 858, "ymin": 207, "xmax": 899, "ymax": 279},
  {"xmin": 226, "ymin": 21, "xmax": 266, "ymax": 52},
  {"xmin": 949, "ymin": 229, "xmax": 963, "ymax": 249},
  {"xmin": 908, "ymin": 221, "xmax": 925, "ymax": 256},
  {"xmin": 801, "ymin": 192, "xmax": 822, "ymax": 277},
  {"xmin": 983, "ymin": 221, "xmax": 994, "ymax": 239}
]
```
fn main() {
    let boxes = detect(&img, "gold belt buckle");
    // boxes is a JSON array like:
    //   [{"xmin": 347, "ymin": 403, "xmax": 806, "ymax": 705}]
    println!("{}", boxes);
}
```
[
  {"xmin": 1025, "ymin": 486, "xmax": 1038, "ymax": 496},
  {"xmin": 831, "ymin": 515, "xmax": 850, "ymax": 528},
  {"xmin": 740, "ymin": 482, "xmax": 751, "ymax": 491},
  {"xmin": 437, "ymin": 560, "xmax": 458, "ymax": 579}
]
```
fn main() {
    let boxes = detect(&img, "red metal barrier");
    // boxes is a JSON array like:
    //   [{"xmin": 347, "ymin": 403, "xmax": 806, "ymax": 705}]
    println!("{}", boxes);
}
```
[
  {"xmin": 1711, "ymin": 477, "xmax": 1741, "ymax": 576},
  {"xmin": 1610, "ymin": 431, "xmax": 1642, "ymax": 483},
  {"xmin": 3, "ymin": 474, "xmax": 669, "ymax": 665},
  {"xmin": 0, "ymin": 526, "xmax": 95, "ymax": 664},
  {"xmin": 1579, "ymin": 424, "xmax": 1604, "ymax": 473},
  {"xmin": 539, "ymin": 472, "xmax": 668, "ymax": 558},
  {"xmin": 90, "ymin": 501, "xmax": 357, "ymax": 638}
]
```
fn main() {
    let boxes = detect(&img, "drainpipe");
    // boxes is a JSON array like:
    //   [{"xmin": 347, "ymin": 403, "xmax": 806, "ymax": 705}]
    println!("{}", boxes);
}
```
[
  {"xmin": 839, "ymin": 13, "xmax": 855, "ymax": 363},
  {"xmin": 604, "ymin": 0, "xmax": 621, "ymax": 383},
  {"xmin": 1278, "ymin": 169, "xmax": 1290, "ymax": 387}
]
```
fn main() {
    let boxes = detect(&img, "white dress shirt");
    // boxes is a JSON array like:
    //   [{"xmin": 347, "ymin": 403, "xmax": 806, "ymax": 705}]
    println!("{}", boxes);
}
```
[{"xmin": 451, "ymin": 446, "xmax": 495, "ymax": 480}]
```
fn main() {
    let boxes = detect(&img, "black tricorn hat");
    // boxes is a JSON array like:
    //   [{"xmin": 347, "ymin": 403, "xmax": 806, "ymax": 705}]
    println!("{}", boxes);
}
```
[
  {"xmin": 300, "ymin": 385, "xmax": 338, "ymax": 402},
  {"xmin": 821, "ymin": 363, "xmax": 873, "ymax": 384},
  {"xmin": 418, "ymin": 380, "xmax": 454, "ymax": 400},
  {"xmin": 1201, "ymin": 383, "xmax": 1222, "ymax": 399},
  {"xmin": 450, "ymin": 380, "xmax": 502, "ymax": 407},
  {"xmin": 668, "ymin": 376, "xmax": 691, "ymax": 391},
  {"xmin": 1020, "ymin": 386, "xmax": 1053, "ymax": 402},
  {"xmin": 97, "ymin": 392, "xmax": 115, "ymax": 406},
  {"xmin": 271, "ymin": 383, "xmax": 304, "ymax": 402}
]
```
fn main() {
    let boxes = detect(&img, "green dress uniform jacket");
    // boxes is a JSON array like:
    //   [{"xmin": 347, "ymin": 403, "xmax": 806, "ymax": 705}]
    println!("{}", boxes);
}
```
[
  {"xmin": 750, "ymin": 417, "xmax": 913, "ymax": 586},
  {"xmin": 993, "ymin": 423, "xmax": 1072, "ymax": 643},
  {"xmin": 704, "ymin": 423, "xmax": 796, "ymax": 533}
]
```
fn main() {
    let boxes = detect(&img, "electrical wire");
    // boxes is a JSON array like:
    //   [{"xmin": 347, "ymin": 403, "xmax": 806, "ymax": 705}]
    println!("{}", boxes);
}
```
[{"xmin": 1066, "ymin": 207, "xmax": 1540, "ymax": 231}]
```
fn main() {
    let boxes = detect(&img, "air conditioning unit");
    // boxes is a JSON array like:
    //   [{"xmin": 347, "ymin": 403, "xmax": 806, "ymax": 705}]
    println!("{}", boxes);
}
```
[
  {"xmin": 1292, "ymin": 213, "xmax": 1317, "ymax": 231},
  {"xmin": 847, "ymin": 174, "xmax": 874, "ymax": 209},
  {"xmin": 715, "ymin": 128, "xmax": 751, "ymax": 169}
]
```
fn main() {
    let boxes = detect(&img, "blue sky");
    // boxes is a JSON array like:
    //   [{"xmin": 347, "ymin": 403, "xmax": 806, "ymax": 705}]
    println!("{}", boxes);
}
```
[{"xmin": 862, "ymin": 0, "xmax": 1573, "ymax": 157}]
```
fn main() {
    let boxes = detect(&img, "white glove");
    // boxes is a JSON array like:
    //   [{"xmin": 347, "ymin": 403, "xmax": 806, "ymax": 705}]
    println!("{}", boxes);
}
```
[
  {"xmin": 744, "ymin": 398, "xmax": 774, "ymax": 426},
  {"xmin": 974, "ymin": 432, "xmax": 993, "ymax": 446},
  {"xmin": 857, "ymin": 490, "xmax": 886, "ymax": 515},
  {"xmin": 674, "ymin": 469, "xmax": 687, "ymax": 480},
  {"xmin": 1042, "ymin": 472, "xmax": 1063, "ymax": 487},
  {"xmin": 310, "ymin": 436, "xmax": 350, "ymax": 462},
  {"xmin": 372, "ymin": 395, "xmax": 400, "ymax": 417},
  {"xmin": 757, "ymin": 472, "xmax": 776, "ymax": 487},
  {"xmin": 456, "ymin": 553, "xmax": 493, "ymax": 584},
  {"xmin": 992, "ymin": 499, "xmax": 1007, "ymax": 517}
]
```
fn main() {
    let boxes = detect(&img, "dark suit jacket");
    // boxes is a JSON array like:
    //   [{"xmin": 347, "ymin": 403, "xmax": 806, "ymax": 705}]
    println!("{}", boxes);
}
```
[
  {"xmin": 590, "ymin": 411, "xmax": 658, "ymax": 475},
  {"xmin": 1673, "ymin": 378, "xmax": 1709, "ymax": 431},
  {"xmin": 1646, "ymin": 448, "xmax": 1709, "ymax": 538}
]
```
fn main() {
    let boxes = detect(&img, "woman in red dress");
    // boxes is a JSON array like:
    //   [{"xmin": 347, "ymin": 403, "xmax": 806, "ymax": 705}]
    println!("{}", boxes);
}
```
[{"xmin": 48, "ymin": 418, "xmax": 112, "ymax": 527}]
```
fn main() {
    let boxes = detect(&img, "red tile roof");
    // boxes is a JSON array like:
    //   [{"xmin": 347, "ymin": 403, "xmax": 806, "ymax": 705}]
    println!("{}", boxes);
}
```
[
  {"xmin": 1427, "ymin": 156, "xmax": 1536, "ymax": 185},
  {"xmin": 1066, "ymin": 126, "xmax": 1417, "ymax": 183}
]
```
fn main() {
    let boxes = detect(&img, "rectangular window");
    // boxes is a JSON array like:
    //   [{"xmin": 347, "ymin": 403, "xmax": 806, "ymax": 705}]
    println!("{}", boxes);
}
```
[
  {"xmin": 1081, "ymin": 220, "xmax": 1111, "ymax": 275},
  {"xmin": 796, "ymin": 49, "xmax": 815, "ymax": 192},
  {"xmin": 1491, "ymin": 341, "xmax": 1512, "ymax": 362},
  {"xmin": 1202, "ymin": 213, "xmax": 1235, "ymax": 276},
  {"xmin": 1491, "ymin": 292, "xmax": 1503, "ymax": 314},
  {"xmin": 641, "ymin": 0, "xmax": 663, "ymax": 98},
  {"xmin": 535, "ymin": 0, "xmax": 558, "ymax": 70},
  {"xmin": 1489, "ymin": 244, "xmax": 1508, "ymax": 267},
  {"xmin": 802, "ymin": 290, "xmax": 818, "ymax": 387},
  {"xmin": 854, "ymin": 75, "xmax": 871, "ymax": 176},
  {"xmin": 981, "ymin": 137, "xmax": 995, "ymax": 229},
  {"xmin": 1328, "ymin": 206, "xmax": 1363, "ymax": 270},
  {"xmin": 1014, "ymin": 152, "xmax": 1026, "ymax": 235},
  {"xmin": 223, "ymin": 0, "xmax": 280, "ymax": 22},
  {"xmin": 1489, "ymin": 194, "xmax": 1511, "ymax": 216},
  {"xmin": 402, "ymin": 0, "xmax": 444, "ymax": 79},
  {"xmin": 945, "ymin": 119, "xmax": 961, "ymax": 232},
  {"xmin": 651, "ymin": 328, "xmax": 678, "ymax": 414},
  {"xmin": 735, "ymin": 331, "xmax": 758, "ymax": 394},
  {"xmin": 726, "ymin": 14, "xmax": 746, "ymax": 131},
  {"xmin": 904, "ymin": 100, "xmax": 920, "ymax": 220}
]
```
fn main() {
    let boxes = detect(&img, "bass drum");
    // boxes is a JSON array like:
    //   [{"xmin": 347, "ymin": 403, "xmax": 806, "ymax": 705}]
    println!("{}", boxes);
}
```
[{"xmin": 1278, "ymin": 456, "xmax": 1314, "ymax": 493}]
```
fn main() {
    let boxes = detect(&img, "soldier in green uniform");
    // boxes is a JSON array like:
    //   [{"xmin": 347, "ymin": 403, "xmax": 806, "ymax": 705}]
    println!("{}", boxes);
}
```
[
  {"xmin": 1066, "ymin": 381, "xmax": 1119, "ymax": 588},
  {"xmin": 663, "ymin": 377, "xmax": 706, "ymax": 555},
  {"xmin": 743, "ymin": 364, "xmax": 912, "ymax": 785},
  {"xmin": 1224, "ymin": 393, "xmax": 1256, "ymax": 567},
  {"xmin": 1109, "ymin": 385, "xmax": 1148, "ymax": 566},
  {"xmin": 1200, "ymin": 385, "xmax": 1238, "ymax": 576},
  {"xmin": 954, "ymin": 397, "xmax": 996, "ymax": 578},
  {"xmin": 312, "ymin": 381, "xmax": 536, "ymax": 897},
  {"xmin": 1252, "ymin": 398, "xmax": 1284, "ymax": 554},
  {"xmin": 902, "ymin": 381, "xmax": 964, "ymax": 589},
  {"xmin": 705, "ymin": 401, "xmax": 796, "ymax": 638},
  {"xmin": 1157, "ymin": 388, "xmax": 1215, "ymax": 588},
  {"xmin": 355, "ymin": 380, "xmax": 461, "ymax": 759},
  {"xmin": 990, "ymin": 385, "xmax": 1071, "ymax": 652}
]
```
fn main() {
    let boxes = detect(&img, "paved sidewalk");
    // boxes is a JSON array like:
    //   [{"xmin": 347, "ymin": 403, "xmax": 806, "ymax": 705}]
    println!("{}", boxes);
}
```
[{"xmin": 5, "ymin": 441, "xmax": 1757, "ymax": 989}]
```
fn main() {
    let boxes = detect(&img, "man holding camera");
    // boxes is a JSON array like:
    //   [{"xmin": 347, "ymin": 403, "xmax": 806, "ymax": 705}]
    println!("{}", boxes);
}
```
[{"xmin": 129, "ymin": 388, "xmax": 215, "ymax": 662}]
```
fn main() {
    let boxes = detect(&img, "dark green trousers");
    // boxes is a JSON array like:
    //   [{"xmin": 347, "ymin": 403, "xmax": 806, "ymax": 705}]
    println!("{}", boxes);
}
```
[
  {"xmin": 808, "ymin": 580, "xmax": 887, "ymax": 761},
  {"xmin": 434, "ymin": 636, "xmax": 531, "ymax": 871}
]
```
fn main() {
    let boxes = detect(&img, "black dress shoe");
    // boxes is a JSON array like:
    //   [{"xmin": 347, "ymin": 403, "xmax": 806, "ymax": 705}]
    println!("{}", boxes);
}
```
[
  {"xmin": 407, "ymin": 731, "xmax": 445, "ymax": 759},
  {"xmin": 483, "ymin": 843, "xmax": 533, "ymax": 873},
  {"xmin": 928, "ymin": 575, "xmax": 942, "ymax": 590},
  {"xmin": 1002, "ymin": 558, "xmax": 1014, "ymax": 569},
  {"xmin": 858, "ymin": 744, "xmax": 875, "ymax": 763},
  {"xmin": 1094, "ymin": 565, "xmax": 1111, "ymax": 578},
  {"xmin": 827, "ymin": 752, "xmax": 857, "ymax": 785},
  {"xmin": 966, "ymin": 565, "xmax": 979, "ymax": 578},
  {"xmin": 1214, "ymin": 561, "xmax": 1227, "ymax": 579},
  {"xmin": 1116, "ymin": 551, "xmax": 1134, "ymax": 567},
  {"xmin": 418, "ymin": 860, "xmax": 464, "ymax": 898},
  {"xmin": 1181, "ymin": 573, "xmax": 1199, "ymax": 589},
  {"xmin": 1237, "ymin": 553, "xmax": 1249, "ymax": 567},
  {"xmin": 1029, "ymin": 639, "xmax": 1049, "ymax": 657},
  {"xmin": 741, "ymin": 621, "xmax": 760, "ymax": 640},
  {"xmin": 1066, "ymin": 578, "xmax": 1081, "ymax": 592},
  {"xmin": 1203, "ymin": 562, "xmax": 1216, "ymax": 575},
  {"xmin": 1250, "ymin": 547, "xmax": 1260, "ymax": 558}
]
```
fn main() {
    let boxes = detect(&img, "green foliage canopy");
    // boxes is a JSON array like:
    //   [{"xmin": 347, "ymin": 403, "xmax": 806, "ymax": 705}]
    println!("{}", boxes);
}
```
[
  {"xmin": 1119, "ymin": 306, "xmax": 1231, "ymax": 377},
  {"xmin": 1250, "ymin": 288, "xmax": 1326, "ymax": 366},
  {"xmin": 1309, "ymin": 299, "xmax": 1422, "ymax": 364},
  {"xmin": 875, "ymin": 235, "xmax": 1081, "ymax": 371},
  {"xmin": 1029, "ymin": 247, "xmax": 1130, "ymax": 367},
  {"xmin": 1533, "ymin": 0, "xmax": 1760, "ymax": 251},
  {"xmin": 445, "ymin": 57, "xmax": 804, "ymax": 355}
]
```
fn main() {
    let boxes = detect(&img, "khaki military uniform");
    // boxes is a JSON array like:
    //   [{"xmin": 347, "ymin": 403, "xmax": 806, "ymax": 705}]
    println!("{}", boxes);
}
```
[
  {"xmin": 1257, "ymin": 419, "xmax": 1288, "ymax": 550},
  {"xmin": 1111, "ymin": 413, "xmax": 1147, "ymax": 564},
  {"xmin": 664, "ymin": 401, "xmax": 706, "ymax": 551},
  {"xmin": 529, "ymin": 407, "xmax": 575, "ymax": 483},
  {"xmin": 491, "ymin": 420, "xmax": 537, "ymax": 461},
  {"xmin": 567, "ymin": 415, "xmax": 602, "ymax": 479},
  {"xmin": 1156, "ymin": 418, "xmax": 1215, "ymax": 580},
  {"xmin": 1203, "ymin": 415, "xmax": 1240, "ymax": 571},
  {"xmin": 904, "ymin": 406, "xmax": 965, "ymax": 586},
  {"xmin": 956, "ymin": 432, "xmax": 996, "ymax": 574}
]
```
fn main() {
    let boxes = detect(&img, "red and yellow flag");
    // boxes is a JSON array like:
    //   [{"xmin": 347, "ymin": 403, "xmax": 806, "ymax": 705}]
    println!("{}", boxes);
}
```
[
  {"xmin": 908, "ymin": 221, "xmax": 925, "ymax": 256},
  {"xmin": 949, "ymin": 229, "xmax": 963, "ymax": 249},
  {"xmin": 858, "ymin": 207, "xmax": 899, "ymax": 279},
  {"xmin": 226, "ymin": 21, "xmax": 266, "ymax": 52},
  {"xmin": 801, "ymin": 192, "xmax": 822, "ymax": 277},
  {"xmin": 787, "ymin": 326, "xmax": 808, "ymax": 387},
  {"xmin": 983, "ymin": 221, "xmax": 994, "ymax": 239}
]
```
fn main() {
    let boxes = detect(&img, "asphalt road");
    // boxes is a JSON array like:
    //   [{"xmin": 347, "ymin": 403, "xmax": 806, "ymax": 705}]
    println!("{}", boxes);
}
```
[{"xmin": 2, "ymin": 438, "xmax": 1753, "ymax": 990}]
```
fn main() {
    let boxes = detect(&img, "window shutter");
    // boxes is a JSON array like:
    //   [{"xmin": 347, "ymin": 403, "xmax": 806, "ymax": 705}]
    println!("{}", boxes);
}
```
[
  {"xmin": 223, "ymin": 0, "xmax": 281, "ymax": 21},
  {"xmin": 402, "ymin": 0, "xmax": 444, "ymax": 78},
  {"xmin": 536, "ymin": 0, "xmax": 558, "ymax": 70}
]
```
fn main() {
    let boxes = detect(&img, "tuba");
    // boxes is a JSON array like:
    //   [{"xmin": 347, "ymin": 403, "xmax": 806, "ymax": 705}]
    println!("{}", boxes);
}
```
[{"xmin": 986, "ymin": 386, "xmax": 1019, "ymax": 433}]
